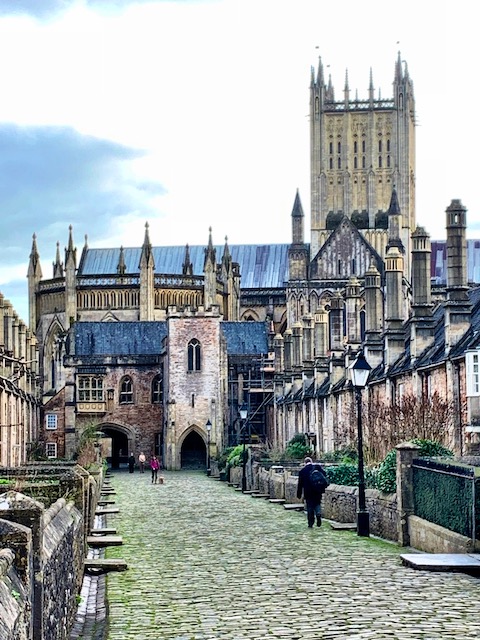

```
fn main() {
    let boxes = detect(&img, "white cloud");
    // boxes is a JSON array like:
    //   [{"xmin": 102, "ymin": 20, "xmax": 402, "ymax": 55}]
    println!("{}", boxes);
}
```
[{"xmin": 0, "ymin": 0, "xmax": 478, "ymax": 322}]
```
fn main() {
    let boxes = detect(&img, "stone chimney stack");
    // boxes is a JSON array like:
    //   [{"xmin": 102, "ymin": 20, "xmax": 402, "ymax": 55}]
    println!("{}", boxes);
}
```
[
  {"xmin": 313, "ymin": 305, "xmax": 329, "ymax": 385},
  {"xmin": 384, "ymin": 245, "xmax": 405, "ymax": 367},
  {"xmin": 364, "ymin": 261, "xmax": 383, "ymax": 367},
  {"xmin": 345, "ymin": 276, "xmax": 362, "ymax": 347},
  {"xmin": 329, "ymin": 293, "xmax": 344, "ymax": 353},
  {"xmin": 410, "ymin": 226, "xmax": 435, "ymax": 360},
  {"xmin": 444, "ymin": 199, "xmax": 471, "ymax": 351}
]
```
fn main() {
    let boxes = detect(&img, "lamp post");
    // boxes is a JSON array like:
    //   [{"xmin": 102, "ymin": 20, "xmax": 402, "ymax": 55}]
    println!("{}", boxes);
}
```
[
  {"xmin": 349, "ymin": 351, "xmax": 372, "ymax": 537},
  {"xmin": 239, "ymin": 403, "xmax": 248, "ymax": 492},
  {"xmin": 205, "ymin": 419, "xmax": 212, "ymax": 476}
]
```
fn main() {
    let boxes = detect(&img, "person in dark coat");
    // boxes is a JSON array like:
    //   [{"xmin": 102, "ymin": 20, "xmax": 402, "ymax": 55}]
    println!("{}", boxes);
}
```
[
  {"xmin": 128, "ymin": 453, "xmax": 135, "ymax": 473},
  {"xmin": 297, "ymin": 456, "xmax": 327, "ymax": 528}
]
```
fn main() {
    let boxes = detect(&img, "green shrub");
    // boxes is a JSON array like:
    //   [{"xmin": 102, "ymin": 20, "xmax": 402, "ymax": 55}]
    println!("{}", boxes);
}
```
[
  {"xmin": 226, "ymin": 444, "xmax": 247, "ymax": 468},
  {"xmin": 321, "ymin": 446, "xmax": 358, "ymax": 464},
  {"xmin": 214, "ymin": 447, "xmax": 234, "ymax": 470},
  {"xmin": 375, "ymin": 450, "xmax": 397, "ymax": 493},
  {"xmin": 326, "ymin": 464, "xmax": 358, "ymax": 486},
  {"xmin": 376, "ymin": 439, "xmax": 454, "ymax": 494},
  {"xmin": 284, "ymin": 434, "xmax": 312, "ymax": 460},
  {"xmin": 411, "ymin": 438, "xmax": 453, "ymax": 458}
]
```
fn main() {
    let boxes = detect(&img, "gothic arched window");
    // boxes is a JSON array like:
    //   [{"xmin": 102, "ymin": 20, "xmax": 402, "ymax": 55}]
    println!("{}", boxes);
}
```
[
  {"xmin": 119, "ymin": 376, "xmax": 134, "ymax": 404},
  {"xmin": 188, "ymin": 339, "xmax": 201, "ymax": 372}
]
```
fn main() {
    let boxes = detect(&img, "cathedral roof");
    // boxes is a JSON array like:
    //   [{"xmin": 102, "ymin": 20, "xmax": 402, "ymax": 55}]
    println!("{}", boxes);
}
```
[
  {"xmin": 78, "ymin": 244, "xmax": 290, "ymax": 289},
  {"xmin": 221, "ymin": 322, "xmax": 269, "ymax": 355}
]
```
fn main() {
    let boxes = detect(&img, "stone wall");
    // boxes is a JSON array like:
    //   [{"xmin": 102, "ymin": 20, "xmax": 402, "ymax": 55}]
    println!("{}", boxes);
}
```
[
  {"xmin": 408, "ymin": 515, "xmax": 475, "ymax": 554},
  {"xmin": 0, "ymin": 532, "xmax": 31, "ymax": 640},
  {"xmin": 0, "ymin": 463, "xmax": 103, "ymax": 640}
]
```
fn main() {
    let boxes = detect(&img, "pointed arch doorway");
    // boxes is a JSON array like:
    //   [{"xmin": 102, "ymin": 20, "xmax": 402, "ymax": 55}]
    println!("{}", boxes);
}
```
[{"xmin": 180, "ymin": 430, "xmax": 207, "ymax": 470}]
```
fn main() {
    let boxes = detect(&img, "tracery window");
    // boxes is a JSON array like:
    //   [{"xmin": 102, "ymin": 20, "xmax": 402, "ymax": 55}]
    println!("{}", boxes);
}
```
[{"xmin": 187, "ymin": 339, "xmax": 201, "ymax": 372}]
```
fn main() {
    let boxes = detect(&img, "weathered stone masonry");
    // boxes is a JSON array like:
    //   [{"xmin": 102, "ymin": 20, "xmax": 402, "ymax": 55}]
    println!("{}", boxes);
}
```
[{"xmin": 0, "ymin": 463, "xmax": 103, "ymax": 640}]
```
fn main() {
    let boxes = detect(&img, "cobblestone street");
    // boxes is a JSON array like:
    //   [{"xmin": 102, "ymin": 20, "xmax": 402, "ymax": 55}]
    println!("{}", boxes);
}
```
[{"xmin": 104, "ymin": 471, "xmax": 480, "ymax": 640}]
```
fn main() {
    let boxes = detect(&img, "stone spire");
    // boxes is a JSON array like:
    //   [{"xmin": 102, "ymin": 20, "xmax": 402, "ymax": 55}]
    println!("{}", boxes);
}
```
[
  {"xmin": 386, "ymin": 187, "xmax": 404, "ymax": 253},
  {"xmin": 27, "ymin": 233, "xmax": 42, "ymax": 331},
  {"xmin": 52, "ymin": 241, "xmax": 64, "ymax": 278},
  {"xmin": 117, "ymin": 246, "xmax": 126, "ymax": 275},
  {"xmin": 182, "ymin": 244, "xmax": 193, "ymax": 276},
  {"xmin": 139, "ymin": 222, "xmax": 155, "ymax": 321},
  {"xmin": 64, "ymin": 226, "xmax": 77, "ymax": 327},
  {"xmin": 203, "ymin": 227, "xmax": 217, "ymax": 310}
]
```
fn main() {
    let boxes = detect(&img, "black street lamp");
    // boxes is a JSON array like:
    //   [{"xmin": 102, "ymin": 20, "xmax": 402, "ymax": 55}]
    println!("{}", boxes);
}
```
[
  {"xmin": 239, "ymin": 403, "xmax": 248, "ymax": 492},
  {"xmin": 205, "ymin": 419, "xmax": 212, "ymax": 476},
  {"xmin": 349, "ymin": 351, "xmax": 372, "ymax": 537}
]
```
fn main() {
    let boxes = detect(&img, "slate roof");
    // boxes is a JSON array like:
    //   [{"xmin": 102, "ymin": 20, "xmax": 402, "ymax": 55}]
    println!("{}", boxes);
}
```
[
  {"xmin": 74, "ymin": 322, "xmax": 167, "ymax": 356},
  {"xmin": 77, "ymin": 241, "xmax": 480, "ymax": 291},
  {"xmin": 79, "ymin": 244, "xmax": 290, "ymax": 290},
  {"xmin": 376, "ymin": 286, "xmax": 480, "ymax": 377},
  {"xmin": 73, "ymin": 320, "xmax": 269, "ymax": 358},
  {"xmin": 220, "ymin": 322, "xmax": 269, "ymax": 355}
]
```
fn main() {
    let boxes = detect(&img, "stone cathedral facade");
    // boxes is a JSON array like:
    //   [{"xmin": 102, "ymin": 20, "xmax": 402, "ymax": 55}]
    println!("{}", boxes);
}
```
[{"xmin": 28, "ymin": 53, "xmax": 480, "ymax": 470}]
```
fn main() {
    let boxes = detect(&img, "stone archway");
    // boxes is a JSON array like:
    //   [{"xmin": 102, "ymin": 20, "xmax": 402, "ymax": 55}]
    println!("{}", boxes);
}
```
[
  {"xmin": 97, "ymin": 423, "xmax": 135, "ymax": 470},
  {"xmin": 180, "ymin": 430, "xmax": 207, "ymax": 470}
]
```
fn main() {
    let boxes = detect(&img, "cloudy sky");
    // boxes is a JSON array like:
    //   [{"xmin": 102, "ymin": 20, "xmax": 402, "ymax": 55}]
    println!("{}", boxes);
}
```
[{"xmin": 0, "ymin": 0, "xmax": 477, "ymax": 322}]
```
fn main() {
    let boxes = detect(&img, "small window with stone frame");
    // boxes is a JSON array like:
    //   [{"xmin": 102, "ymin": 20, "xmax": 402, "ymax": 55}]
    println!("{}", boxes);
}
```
[{"xmin": 120, "ymin": 376, "xmax": 134, "ymax": 404}]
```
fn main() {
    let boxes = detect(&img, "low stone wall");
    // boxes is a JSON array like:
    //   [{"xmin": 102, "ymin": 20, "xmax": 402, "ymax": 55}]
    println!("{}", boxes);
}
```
[
  {"xmin": 408, "ymin": 515, "xmax": 476, "ymax": 554},
  {"xmin": 226, "ymin": 450, "xmax": 472, "ymax": 551},
  {"xmin": 0, "ymin": 546, "xmax": 30, "ymax": 640},
  {"xmin": 42, "ymin": 499, "xmax": 84, "ymax": 640},
  {"xmin": 0, "ymin": 463, "xmax": 103, "ymax": 640}
]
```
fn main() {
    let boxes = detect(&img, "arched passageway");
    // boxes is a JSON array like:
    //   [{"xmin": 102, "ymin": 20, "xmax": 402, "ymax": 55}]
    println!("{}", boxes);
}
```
[
  {"xmin": 180, "ymin": 431, "xmax": 206, "ymax": 470},
  {"xmin": 101, "ymin": 427, "xmax": 129, "ymax": 469}
]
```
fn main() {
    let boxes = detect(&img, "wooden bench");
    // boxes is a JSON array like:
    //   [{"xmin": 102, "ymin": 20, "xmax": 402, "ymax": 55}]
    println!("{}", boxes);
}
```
[
  {"xmin": 84, "ymin": 558, "xmax": 127, "ymax": 575},
  {"xmin": 87, "ymin": 535, "xmax": 123, "ymax": 547}
]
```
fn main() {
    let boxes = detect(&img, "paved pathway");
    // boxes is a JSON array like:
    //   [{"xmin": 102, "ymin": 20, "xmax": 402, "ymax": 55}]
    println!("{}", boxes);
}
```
[{"xmin": 104, "ymin": 471, "xmax": 480, "ymax": 640}]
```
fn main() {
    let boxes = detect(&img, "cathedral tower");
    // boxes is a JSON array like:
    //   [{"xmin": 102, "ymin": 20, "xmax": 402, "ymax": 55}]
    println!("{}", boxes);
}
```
[{"xmin": 309, "ymin": 53, "xmax": 416, "ymax": 268}]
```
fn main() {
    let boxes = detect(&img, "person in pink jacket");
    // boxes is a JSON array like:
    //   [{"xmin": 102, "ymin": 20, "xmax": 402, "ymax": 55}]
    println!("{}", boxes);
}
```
[{"xmin": 150, "ymin": 455, "xmax": 160, "ymax": 484}]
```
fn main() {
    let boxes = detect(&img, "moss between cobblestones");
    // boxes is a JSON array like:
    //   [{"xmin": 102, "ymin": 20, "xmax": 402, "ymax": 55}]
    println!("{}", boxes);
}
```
[{"xmin": 102, "ymin": 471, "xmax": 480, "ymax": 640}]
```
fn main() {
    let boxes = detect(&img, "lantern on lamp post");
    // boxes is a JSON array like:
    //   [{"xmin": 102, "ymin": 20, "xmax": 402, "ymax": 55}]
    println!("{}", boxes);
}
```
[{"xmin": 348, "ymin": 351, "xmax": 371, "ymax": 537}]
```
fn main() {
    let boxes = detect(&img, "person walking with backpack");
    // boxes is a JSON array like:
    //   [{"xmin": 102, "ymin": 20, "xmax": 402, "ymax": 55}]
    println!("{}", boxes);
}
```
[{"xmin": 297, "ymin": 456, "xmax": 329, "ymax": 528}]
